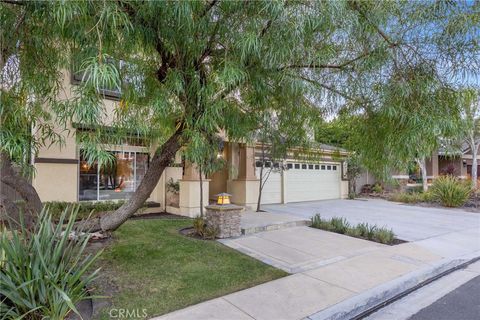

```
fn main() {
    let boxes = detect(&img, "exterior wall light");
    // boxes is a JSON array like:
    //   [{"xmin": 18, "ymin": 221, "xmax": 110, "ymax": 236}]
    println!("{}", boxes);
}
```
[{"xmin": 215, "ymin": 192, "xmax": 231, "ymax": 205}]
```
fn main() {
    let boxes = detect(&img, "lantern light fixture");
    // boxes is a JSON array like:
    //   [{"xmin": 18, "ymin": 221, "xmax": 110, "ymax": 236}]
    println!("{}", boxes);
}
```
[{"xmin": 215, "ymin": 192, "xmax": 232, "ymax": 205}]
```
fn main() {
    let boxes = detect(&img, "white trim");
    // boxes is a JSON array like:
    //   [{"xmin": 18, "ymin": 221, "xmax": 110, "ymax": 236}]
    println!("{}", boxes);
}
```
[{"xmin": 392, "ymin": 175, "xmax": 409, "ymax": 179}]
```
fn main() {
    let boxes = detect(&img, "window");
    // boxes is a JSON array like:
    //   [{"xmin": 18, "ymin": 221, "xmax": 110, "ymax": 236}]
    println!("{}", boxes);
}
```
[
  {"xmin": 79, "ymin": 150, "xmax": 149, "ymax": 201},
  {"xmin": 301, "ymin": 164, "xmax": 307, "ymax": 169},
  {"xmin": 294, "ymin": 163, "xmax": 300, "ymax": 169},
  {"xmin": 321, "ymin": 165, "xmax": 326, "ymax": 170},
  {"xmin": 327, "ymin": 165, "xmax": 332, "ymax": 170},
  {"xmin": 265, "ymin": 161, "xmax": 271, "ymax": 168},
  {"xmin": 255, "ymin": 161, "xmax": 263, "ymax": 167},
  {"xmin": 308, "ymin": 164, "xmax": 314, "ymax": 169},
  {"xmin": 315, "ymin": 165, "xmax": 320, "ymax": 170},
  {"xmin": 72, "ymin": 60, "xmax": 145, "ymax": 100},
  {"xmin": 73, "ymin": 67, "xmax": 122, "ymax": 99},
  {"xmin": 332, "ymin": 165, "xmax": 337, "ymax": 170},
  {"xmin": 287, "ymin": 163, "xmax": 293, "ymax": 169},
  {"xmin": 273, "ymin": 162, "xmax": 280, "ymax": 169}
]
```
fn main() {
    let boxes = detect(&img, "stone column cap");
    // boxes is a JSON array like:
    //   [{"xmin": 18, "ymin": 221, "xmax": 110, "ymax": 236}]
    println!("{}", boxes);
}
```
[{"xmin": 205, "ymin": 204, "xmax": 245, "ymax": 211}]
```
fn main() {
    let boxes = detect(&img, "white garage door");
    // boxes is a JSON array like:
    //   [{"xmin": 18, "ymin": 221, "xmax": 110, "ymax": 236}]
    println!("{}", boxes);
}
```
[
  {"xmin": 255, "ymin": 167, "xmax": 282, "ymax": 204},
  {"xmin": 286, "ymin": 162, "xmax": 341, "ymax": 202}
]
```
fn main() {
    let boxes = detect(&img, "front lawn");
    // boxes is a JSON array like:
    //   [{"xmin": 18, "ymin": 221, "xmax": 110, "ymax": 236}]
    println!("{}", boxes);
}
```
[{"xmin": 94, "ymin": 218, "xmax": 287, "ymax": 319}]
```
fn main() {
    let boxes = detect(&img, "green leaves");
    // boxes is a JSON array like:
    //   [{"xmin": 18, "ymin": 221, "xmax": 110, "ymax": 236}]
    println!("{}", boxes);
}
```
[
  {"xmin": 78, "ymin": 55, "xmax": 122, "ymax": 93},
  {"xmin": 0, "ymin": 207, "xmax": 102, "ymax": 319}
]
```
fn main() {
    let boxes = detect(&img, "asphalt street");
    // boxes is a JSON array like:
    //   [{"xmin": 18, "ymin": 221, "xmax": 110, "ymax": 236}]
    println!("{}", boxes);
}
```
[{"xmin": 409, "ymin": 275, "xmax": 480, "ymax": 320}]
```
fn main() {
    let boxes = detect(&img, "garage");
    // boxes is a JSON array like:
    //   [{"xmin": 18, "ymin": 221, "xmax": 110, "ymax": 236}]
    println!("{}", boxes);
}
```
[
  {"xmin": 255, "ymin": 166, "xmax": 282, "ymax": 204},
  {"xmin": 286, "ymin": 162, "xmax": 341, "ymax": 202},
  {"xmin": 256, "ymin": 161, "xmax": 342, "ymax": 204}
]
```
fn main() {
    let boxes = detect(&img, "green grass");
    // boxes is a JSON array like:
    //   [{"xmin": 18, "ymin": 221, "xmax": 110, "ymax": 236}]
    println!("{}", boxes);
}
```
[{"xmin": 94, "ymin": 219, "xmax": 287, "ymax": 319}]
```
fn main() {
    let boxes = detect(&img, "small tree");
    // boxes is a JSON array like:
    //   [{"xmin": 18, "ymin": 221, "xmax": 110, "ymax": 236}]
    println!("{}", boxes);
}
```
[
  {"xmin": 255, "ymin": 111, "xmax": 311, "ymax": 212},
  {"xmin": 346, "ymin": 155, "xmax": 363, "ymax": 197},
  {"xmin": 457, "ymin": 89, "xmax": 480, "ymax": 188},
  {"xmin": 183, "ymin": 133, "xmax": 225, "ymax": 217}
]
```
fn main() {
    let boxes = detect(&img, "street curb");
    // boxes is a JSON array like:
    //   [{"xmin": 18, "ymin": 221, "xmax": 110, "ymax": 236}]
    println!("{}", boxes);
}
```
[{"xmin": 305, "ymin": 251, "xmax": 480, "ymax": 320}]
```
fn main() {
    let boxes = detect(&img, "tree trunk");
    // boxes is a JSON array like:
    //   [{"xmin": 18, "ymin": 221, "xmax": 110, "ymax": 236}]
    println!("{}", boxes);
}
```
[
  {"xmin": 0, "ymin": 152, "xmax": 42, "ymax": 218},
  {"xmin": 416, "ymin": 158, "xmax": 428, "ymax": 192},
  {"xmin": 256, "ymin": 164, "xmax": 264, "ymax": 212},
  {"xmin": 471, "ymin": 144, "xmax": 479, "ymax": 189},
  {"xmin": 199, "ymin": 164, "xmax": 204, "ymax": 217},
  {"xmin": 97, "ymin": 129, "xmax": 183, "ymax": 232},
  {"xmin": 0, "ymin": 189, "xmax": 22, "ymax": 229}
]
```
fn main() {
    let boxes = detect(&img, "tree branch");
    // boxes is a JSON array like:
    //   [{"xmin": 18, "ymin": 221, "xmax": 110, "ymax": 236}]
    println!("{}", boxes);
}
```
[
  {"xmin": 280, "ymin": 49, "xmax": 372, "ymax": 71},
  {"xmin": 199, "ymin": 0, "xmax": 218, "ymax": 18},
  {"xmin": 0, "ymin": 0, "xmax": 25, "ymax": 5},
  {"xmin": 295, "ymin": 74, "xmax": 362, "ymax": 103},
  {"xmin": 351, "ymin": 1, "xmax": 398, "ymax": 48}
]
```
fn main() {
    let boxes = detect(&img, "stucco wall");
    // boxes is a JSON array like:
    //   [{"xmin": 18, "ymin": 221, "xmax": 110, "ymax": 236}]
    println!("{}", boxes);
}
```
[
  {"xmin": 355, "ymin": 171, "xmax": 377, "ymax": 193},
  {"xmin": 33, "ymin": 70, "xmax": 166, "ymax": 204},
  {"xmin": 33, "ymin": 163, "xmax": 78, "ymax": 202}
]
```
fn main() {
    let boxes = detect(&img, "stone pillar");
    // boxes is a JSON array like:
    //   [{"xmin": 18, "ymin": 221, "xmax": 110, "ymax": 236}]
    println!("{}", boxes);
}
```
[
  {"xmin": 179, "ymin": 161, "xmax": 210, "ymax": 217},
  {"xmin": 228, "ymin": 144, "xmax": 260, "ymax": 209},
  {"xmin": 205, "ymin": 204, "xmax": 244, "ymax": 238}
]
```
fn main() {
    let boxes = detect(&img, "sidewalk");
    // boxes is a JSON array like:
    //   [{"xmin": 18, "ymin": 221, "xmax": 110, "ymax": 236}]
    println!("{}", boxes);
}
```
[{"xmin": 152, "ymin": 212, "xmax": 480, "ymax": 320}]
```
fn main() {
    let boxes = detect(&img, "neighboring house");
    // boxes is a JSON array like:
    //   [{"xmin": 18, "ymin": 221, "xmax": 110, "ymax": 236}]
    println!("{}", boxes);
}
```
[
  {"xmin": 31, "ymin": 71, "xmax": 349, "ymax": 217},
  {"xmin": 391, "ymin": 148, "xmax": 471, "ymax": 187}
]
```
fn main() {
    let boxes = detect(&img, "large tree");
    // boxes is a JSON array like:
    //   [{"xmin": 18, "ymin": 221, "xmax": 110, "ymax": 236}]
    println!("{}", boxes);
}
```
[
  {"xmin": 1, "ymin": 1, "xmax": 479, "ymax": 232},
  {"xmin": 0, "ymin": 0, "xmax": 129, "ymax": 226},
  {"xmin": 1, "ymin": 1, "xmax": 68, "ymax": 223}
]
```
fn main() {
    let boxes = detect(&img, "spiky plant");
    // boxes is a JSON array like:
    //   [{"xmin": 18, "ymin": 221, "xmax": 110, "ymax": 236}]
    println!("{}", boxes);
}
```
[{"xmin": 0, "ymin": 207, "xmax": 101, "ymax": 320}]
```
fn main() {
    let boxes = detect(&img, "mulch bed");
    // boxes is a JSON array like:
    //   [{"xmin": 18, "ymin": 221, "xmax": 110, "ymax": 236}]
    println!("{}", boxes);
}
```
[{"xmin": 391, "ymin": 238, "xmax": 408, "ymax": 245}]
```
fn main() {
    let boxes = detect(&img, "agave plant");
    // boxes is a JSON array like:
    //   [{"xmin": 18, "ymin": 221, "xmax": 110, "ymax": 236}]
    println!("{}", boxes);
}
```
[{"xmin": 0, "ymin": 207, "xmax": 102, "ymax": 319}]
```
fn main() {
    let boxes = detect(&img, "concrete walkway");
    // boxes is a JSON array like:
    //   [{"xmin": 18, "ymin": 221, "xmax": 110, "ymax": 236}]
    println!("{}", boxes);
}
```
[{"xmin": 153, "ymin": 200, "xmax": 480, "ymax": 320}]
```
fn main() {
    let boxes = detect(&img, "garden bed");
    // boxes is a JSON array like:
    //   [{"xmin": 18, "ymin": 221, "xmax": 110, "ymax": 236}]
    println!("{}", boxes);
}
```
[
  {"xmin": 310, "ymin": 214, "xmax": 405, "ymax": 245},
  {"xmin": 91, "ymin": 219, "xmax": 286, "ymax": 319}
]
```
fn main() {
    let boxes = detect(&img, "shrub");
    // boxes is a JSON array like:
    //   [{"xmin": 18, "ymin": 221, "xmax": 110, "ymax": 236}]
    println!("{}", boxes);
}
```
[
  {"xmin": 192, "ymin": 216, "xmax": 206, "ymax": 238},
  {"xmin": 329, "ymin": 217, "xmax": 350, "ymax": 234},
  {"xmin": 166, "ymin": 178, "xmax": 180, "ymax": 194},
  {"xmin": 355, "ymin": 222, "xmax": 377, "ymax": 240},
  {"xmin": 191, "ymin": 217, "xmax": 218, "ymax": 240},
  {"xmin": 310, "ymin": 214, "xmax": 396, "ymax": 245},
  {"xmin": 361, "ymin": 184, "xmax": 373, "ymax": 194},
  {"xmin": 0, "ymin": 207, "xmax": 101, "ymax": 319},
  {"xmin": 430, "ymin": 175, "xmax": 471, "ymax": 207},
  {"xmin": 388, "ymin": 191, "xmax": 434, "ymax": 203},
  {"xmin": 389, "ymin": 192, "xmax": 423, "ymax": 203},
  {"xmin": 203, "ymin": 226, "xmax": 219, "ymax": 240},
  {"xmin": 440, "ymin": 164, "xmax": 456, "ymax": 176},
  {"xmin": 311, "ymin": 214, "xmax": 335, "ymax": 230},
  {"xmin": 372, "ymin": 184, "xmax": 383, "ymax": 194},
  {"xmin": 44, "ymin": 201, "xmax": 148, "ymax": 221},
  {"xmin": 406, "ymin": 185, "xmax": 423, "ymax": 194},
  {"xmin": 373, "ymin": 227, "xmax": 395, "ymax": 244}
]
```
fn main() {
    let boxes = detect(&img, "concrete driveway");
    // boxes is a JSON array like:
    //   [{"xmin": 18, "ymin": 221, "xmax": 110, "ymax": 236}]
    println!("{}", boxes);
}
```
[{"xmin": 263, "ymin": 198, "xmax": 480, "ymax": 242}]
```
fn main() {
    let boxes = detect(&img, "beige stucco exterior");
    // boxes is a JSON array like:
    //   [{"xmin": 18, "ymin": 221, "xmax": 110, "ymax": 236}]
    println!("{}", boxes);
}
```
[
  {"xmin": 32, "ymin": 70, "xmax": 350, "ymax": 216},
  {"xmin": 33, "ymin": 163, "xmax": 78, "ymax": 202}
]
